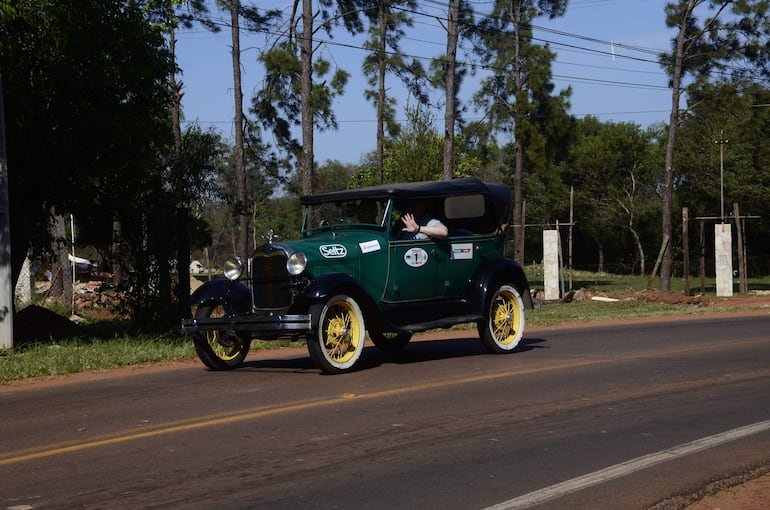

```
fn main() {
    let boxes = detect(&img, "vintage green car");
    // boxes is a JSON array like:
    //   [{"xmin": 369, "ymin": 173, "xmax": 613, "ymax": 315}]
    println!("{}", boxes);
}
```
[{"xmin": 182, "ymin": 178, "xmax": 533, "ymax": 374}]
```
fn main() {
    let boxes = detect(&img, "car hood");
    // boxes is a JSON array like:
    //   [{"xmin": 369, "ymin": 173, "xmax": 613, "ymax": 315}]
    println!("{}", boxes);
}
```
[{"xmin": 269, "ymin": 230, "xmax": 388, "ymax": 265}]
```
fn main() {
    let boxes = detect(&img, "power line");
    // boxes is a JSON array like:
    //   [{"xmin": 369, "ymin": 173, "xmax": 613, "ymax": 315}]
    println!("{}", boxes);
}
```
[{"xmin": 176, "ymin": 3, "xmax": 673, "ymax": 126}]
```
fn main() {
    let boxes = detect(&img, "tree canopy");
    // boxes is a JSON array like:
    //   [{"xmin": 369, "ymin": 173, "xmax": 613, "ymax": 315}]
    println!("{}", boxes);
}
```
[
  {"xmin": 1, "ymin": 0, "xmax": 172, "ymax": 282},
  {"xmin": 4, "ymin": 0, "xmax": 770, "ymax": 336}
]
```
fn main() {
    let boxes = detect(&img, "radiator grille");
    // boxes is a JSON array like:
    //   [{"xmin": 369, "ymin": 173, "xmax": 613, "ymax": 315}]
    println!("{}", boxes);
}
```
[{"xmin": 251, "ymin": 250, "xmax": 292, "ymax": 308}]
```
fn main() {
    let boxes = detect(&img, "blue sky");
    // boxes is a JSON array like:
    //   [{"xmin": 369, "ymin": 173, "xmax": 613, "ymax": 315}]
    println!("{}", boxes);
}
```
[{"xmin": 175, "ymin": 0, "xmax": 675, "ymax": 165}]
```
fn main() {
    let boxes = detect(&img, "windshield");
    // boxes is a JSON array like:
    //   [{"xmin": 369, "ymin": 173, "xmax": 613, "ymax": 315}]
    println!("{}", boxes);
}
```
[{"xmin": 302, "ymin": 198, "xmax": 389, "ymax": 235}]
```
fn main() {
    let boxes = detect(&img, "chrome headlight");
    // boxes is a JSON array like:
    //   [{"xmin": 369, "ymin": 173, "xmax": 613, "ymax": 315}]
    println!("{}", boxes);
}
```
[
  {"xmin": 286, "ymin": 251, "xmax": 307, "ymax": 276},
  {"xmin": 223, "ymin": 256, "xmax": 243, "ymax": 280}
]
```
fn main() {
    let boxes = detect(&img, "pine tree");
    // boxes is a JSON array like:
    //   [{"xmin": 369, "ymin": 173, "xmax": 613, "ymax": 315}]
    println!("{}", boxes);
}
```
[{"xmin": 471, "ymin": 0, "xmax": 568, "ymax": 263}]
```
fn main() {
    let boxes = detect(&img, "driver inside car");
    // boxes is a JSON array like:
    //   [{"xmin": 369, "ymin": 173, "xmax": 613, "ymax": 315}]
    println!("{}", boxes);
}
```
[{"xmin": 399, "ymin": 200, "xmax": 448, "ymax": 240}]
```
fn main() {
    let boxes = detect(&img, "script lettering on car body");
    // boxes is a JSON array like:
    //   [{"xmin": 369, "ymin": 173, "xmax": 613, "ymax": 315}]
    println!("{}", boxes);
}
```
[{"xmin": 319, "ymin": 244, "xmax": 348, "ymax": 258}]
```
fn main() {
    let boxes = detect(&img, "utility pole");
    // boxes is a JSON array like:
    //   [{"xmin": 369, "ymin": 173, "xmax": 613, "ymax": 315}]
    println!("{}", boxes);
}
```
[{"xmin": 714, "ymin": 130, "xmax": 728, "ymax": 223}]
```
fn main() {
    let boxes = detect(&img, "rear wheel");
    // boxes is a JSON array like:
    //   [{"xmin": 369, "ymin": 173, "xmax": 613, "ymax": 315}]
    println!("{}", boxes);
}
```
[
  {"xmin": 369, "ymin": 330, "xmax": 412, "ymax": 352},
  {"xmin": 478, "ymin": 284, "xmax": 525, "ymax": 353},
  {"xmin": 192, "ymin": 303, "xmax": 251, "ymax": 370},
  {"xmin": 307, "ymin": 295, "xmax": 366, "ymax": 373}
]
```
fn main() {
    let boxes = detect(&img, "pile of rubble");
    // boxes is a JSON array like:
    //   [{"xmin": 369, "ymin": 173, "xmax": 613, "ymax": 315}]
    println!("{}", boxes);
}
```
[
  {"xmin": 570, "ymin": 288, "xmax": 707, "ymax": 305},
  {"xmin": 72, "ymin": 280, "xmax": 125, "ymax": 317},
  {"xmin": 533, "ymin": 287, "xmax": 770, "ymax": 309}
]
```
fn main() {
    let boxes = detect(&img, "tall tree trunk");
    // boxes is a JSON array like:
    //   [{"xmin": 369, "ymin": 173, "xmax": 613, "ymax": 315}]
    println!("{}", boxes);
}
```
[
  {"xmin": 169, "ymin": 16, "xmax": 191, "ymax": 319},
  {"xmin": 300, "ymin": 0, "xmax": 314, "ymax": 195},
  {"xmin": 661, "ymin": 0, "xmax": 695, "ymax": 291},
  {"xmin": 512, "ymin": 2, "xmax": 525, "ymax": 264},
  {"xmin": 442, "ymin": 0, "xmax": 459, "ymax": 181},
  {"xmin": 597, "ymin": 241, "xmax": 604, "ymax": 274},
  {"xmin": 375, "ymin": 2, "xmax": 387, "ymax": 184},
  {"xmin": 49, "ymin": 210, "xmax": 73, "ymax": 311},
  {"xmin": 111, "ymin": 218, "xmax": 123, "ymax": 287},
  {"xmin": 630, "ymin": 227, "xmax": 645, "ymax": 276},
  {"xmin": 229, "ymin": 0, "xmax": 249, "ymax": 262}
]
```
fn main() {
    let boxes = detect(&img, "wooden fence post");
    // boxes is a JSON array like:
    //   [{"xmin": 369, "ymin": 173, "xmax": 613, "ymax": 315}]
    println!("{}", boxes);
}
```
[
  {"xmin": 683, "ymin": 208, "xmax": 690, "ymax": 295},
  {"xmin": 733, "ymin": 203, "xmax": 747, "ymax": 295}
]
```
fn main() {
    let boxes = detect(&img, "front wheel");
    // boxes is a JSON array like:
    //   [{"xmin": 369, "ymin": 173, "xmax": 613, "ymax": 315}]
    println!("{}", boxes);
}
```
[
  {"xmin": 307, "ymin": 295, "xmax": 366, "ymax": 374},
  {"xmin": 478, "ymin": 284, "xmax": 525, "ymax": 354},
  {"xmin": 192, "ymin": 303, "xmax": 251, "ymax": 370}
]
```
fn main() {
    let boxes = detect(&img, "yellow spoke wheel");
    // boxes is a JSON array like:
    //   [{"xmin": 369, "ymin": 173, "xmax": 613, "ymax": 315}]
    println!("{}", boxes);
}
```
[
  {"xmin": 192, "ymin": 303, "xmax": 251, "ymax": 370},
  {"xmin": 307, "ymin": 295, "xmax": 366, "ymax": 373},
  {"xmin": 478, "ymin": 284, "xmax": 525, "ymax": 353}
]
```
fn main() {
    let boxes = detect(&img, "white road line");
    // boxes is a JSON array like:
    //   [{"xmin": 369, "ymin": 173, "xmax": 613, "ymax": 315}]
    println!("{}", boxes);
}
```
[{"xmin": 483, "ymin": 419, "xmax": 770, "ymax": 510}]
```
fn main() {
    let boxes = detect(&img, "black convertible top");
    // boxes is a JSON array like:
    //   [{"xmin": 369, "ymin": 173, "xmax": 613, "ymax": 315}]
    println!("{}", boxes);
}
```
[
  {"xmin": 301, "ymin": 178, "xmax": 509, "ymax": 204},
  {"xmin": 301, "ymin": 178, "xmax": 512, "ymax": 229}
]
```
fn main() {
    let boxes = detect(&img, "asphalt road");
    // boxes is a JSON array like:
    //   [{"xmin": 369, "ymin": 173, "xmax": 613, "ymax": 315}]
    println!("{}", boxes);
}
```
[{"xmin": 2, "ymin": 313, "xmax": 770, "ymax": 510}]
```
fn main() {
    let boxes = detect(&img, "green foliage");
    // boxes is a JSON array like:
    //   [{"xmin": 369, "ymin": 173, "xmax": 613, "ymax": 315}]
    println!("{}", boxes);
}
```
[
  {"xmin": 253, "ymin": 43, "xmax": 303, "ymax": 157},
  {"xmin": 190, "ymin": 127, "xmax": 281, "ymax": 266},
  {"xmin": 7, "ymin": 0, "xmax": 770, "ymax": 332},
  {"xmin": 676, "ymin": 82, "xmax": 770, "ymax": 217},
  {"xmin": 170, "ymin": 124, "xmax": 229, "ymax": 208},
  {"xmin": 382, "ymin": 104, "xmax": 443, "ymax": 183},
  {"xmin": 252, "ymin": 195, "xmax": 302, "ymax": 244},
  {"xmin": 471, "ymin": 0, "xmax": 569, "ymax": 134},
  {"xmin": 313, "ymin": 160, "xmax": 360, "ymax": 193},
  {"xmin": 662, "ymin": 0, "xmax": 770, "ymax": 86},
  {"xmin": 253, "ymin": 40, "xmax": 351, "ymax": 164},
  {"xmin": 349, "ymin": 165, "xmax": 380, "ymax": 189},
  {"xmin": 361, "ymin": 0, "xmax": 426, "ymax": 139},
  {"xmin": 1, "ymin": 0, "xmax": 175, "ymax": 321},
  {"xmin": 675, "ymin": 82, "xmax": 770, "ymax": 274},
  {"xmin": 555, "ymin": 118, "xmax": 662, "ymax": 273}
]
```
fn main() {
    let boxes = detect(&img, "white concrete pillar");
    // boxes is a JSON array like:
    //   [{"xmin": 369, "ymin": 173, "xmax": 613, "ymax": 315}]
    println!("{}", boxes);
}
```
[
  {"xmin": 0, "ymin": 78, "xmax": 12, "ymax": 348},
  {"xmin": 543, "ymin": 229, "xmax": 560, "ymax": 301},
  {"xmin": 14, "ymin": 255, "xmax": 33, "ymax": 307},
  {"xmin": 714, "ymin": 223, "xmax": 733, "ymax": 297}
]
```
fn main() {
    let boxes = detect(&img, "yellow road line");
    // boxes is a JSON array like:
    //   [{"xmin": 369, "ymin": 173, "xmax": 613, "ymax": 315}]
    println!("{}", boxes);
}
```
[
  {"xmin": 0, "ymin": 360, "xmax": 599, "ymax": 466},
  {"xmin": 1, "ymin": 336, "xmax": 767, "ymax": 466}
]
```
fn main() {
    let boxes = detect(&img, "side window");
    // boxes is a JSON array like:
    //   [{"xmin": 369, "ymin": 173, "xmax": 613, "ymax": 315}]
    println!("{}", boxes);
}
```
[
  {"xmin": 443, "ymin": 194, "xmax": 490, "ymax": 236},
  {"xmin": 445, "ymin": 194, "xmax": 485, "ymax": 219}
]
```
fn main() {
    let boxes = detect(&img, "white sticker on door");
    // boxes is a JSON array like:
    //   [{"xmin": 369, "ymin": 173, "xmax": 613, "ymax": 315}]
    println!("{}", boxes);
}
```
[
  {"xmin": 451, "ymin": 243, "xmax": 473, "ymax": 260},
  {"xmin": 404, "ymin": 247, "xmax": 429, "ymax": 267}
]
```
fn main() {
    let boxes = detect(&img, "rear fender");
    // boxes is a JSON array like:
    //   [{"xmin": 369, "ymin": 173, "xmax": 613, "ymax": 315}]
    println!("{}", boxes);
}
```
[
  {"xmin": 189, "ymin": 279, "xmax": 252, "ymax": 315},
  {"xmin": 469, "ymin": 259, "xmax": 533, "ymax": 314}
]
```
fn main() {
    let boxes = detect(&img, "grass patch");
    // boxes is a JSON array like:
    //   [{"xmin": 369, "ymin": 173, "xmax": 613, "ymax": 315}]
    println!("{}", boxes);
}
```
[
  {"xmin": 525, "ymin": 300, "xmax": 708, "ymax": 327},
  {"xmin": 0, "ymin": 334, "xmax": 310, "ymax": 385},
  {"xmin": 0, "ymin": 335, "xmax": 194, "ymax": 385},
  {"xmin": 525, "ymin": 267, "xmax": 770, "ymax": 294}
]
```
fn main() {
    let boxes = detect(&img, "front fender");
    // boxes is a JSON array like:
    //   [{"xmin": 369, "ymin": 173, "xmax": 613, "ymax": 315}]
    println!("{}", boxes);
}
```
[
  {"xmin": 189, "ymin": 278, "xmax": 252, "ymax": 315},
  {"xmin": 292, "ymin": 273, "xmax": 381, "ymax": 330}
]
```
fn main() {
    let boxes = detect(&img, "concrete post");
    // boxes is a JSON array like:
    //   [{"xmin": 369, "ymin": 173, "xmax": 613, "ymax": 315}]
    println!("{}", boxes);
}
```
[
  {"xmin": 0, "ymin": 76, "xmax": 13, "ymax": 348},
  {"xmin": 543, "ymin": 229, "xmax": 560, "ymax": 301},
  {"xmin": 714, "ymin": 223, "xmax": 733, "ymax": 297},
  {"xmin": 14, "ymin": 255, "xmax": 32, "ymax": 307}
]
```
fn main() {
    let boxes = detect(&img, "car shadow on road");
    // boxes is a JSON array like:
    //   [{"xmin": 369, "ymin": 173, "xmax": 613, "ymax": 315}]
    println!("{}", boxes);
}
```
[
  {"xmin": 237, "ymin": 355, "xmax": 318, "ymax": 373},
  {"xmin": 232, "ymin": 336, "xmax": 547, "ymax": 374},
  {"xmin": 361, "ymin": 336, "xmax": 547, "ymax": 368}
]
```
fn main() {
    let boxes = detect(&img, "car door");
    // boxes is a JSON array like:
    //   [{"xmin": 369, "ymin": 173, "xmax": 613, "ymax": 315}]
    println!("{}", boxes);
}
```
[{"xmin": 383, "ymin": 238, "xmax": 450, "ymax": 302}]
